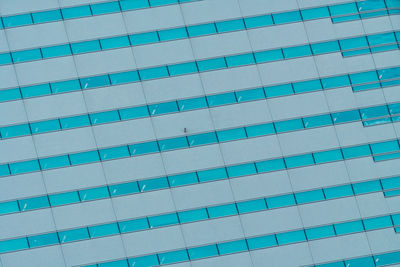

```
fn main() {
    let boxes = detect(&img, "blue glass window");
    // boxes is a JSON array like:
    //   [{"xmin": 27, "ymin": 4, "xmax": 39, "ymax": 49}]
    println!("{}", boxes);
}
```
[
  {"xmin": 0, "ymin": 201, "xmax": 19, "ymax": 215},
  {"xmin": 247, "ymin": 235, "xmax": 277, "ymax": 250},
  {"xmin": 264, "ymin": 83, "xmax": 293, "ymax": 97},
  {"xmin": 303, "ymin": 114, "xmax": 332, "ymax": 128},
  {"xmin": 187, "ymin": 23, "xmax": 217, "ymax": 37},
  {"xmin": 119, "ymin": 218, "xmax": 149, "ymax": 233},
  {"xmin": 91, "ymin": 2, "xmax": 120, "ymax": 15},
  {"xmin": 28, "ymin": 233, "xmax": 59, "ymax": 248},
  {"xmin": 256, "ymin": 158, "xmax": 286, "ymax": 173},
  {"xmin": 9, "ymin": 160, "xmax": 40, "ymax": 175},
  {"xmin": 1, "ymin": 124, "xmax": 31, "ymax": 138},
  {"xmin": 100, "ymin": 36, "xmax": 130, "ymax": 50},
  {"xmin": 216, "ymin": 19, "xmax": 245, "ymax": 33},
  {"xmin": 61, "ymin": 5, "xmax": 92, "ymax": 19},
  {"xmin": 275, "ymin": 118, "xmax": 304, "ymax": 133},
  {"xmin": 371, "ymin": 140, "xmax": 400, "ymax": 154},
  {"xmin": 158, "ymin": 27, "xmax": 187, "ymax": 41},
  {"xmin": 158, "ymin": 250, "xmax": 188, "ymax": 265},
  {"xmin": 39, "ymin": 155, "xmax": 70, "ymax": 170},
  {"xmin": 197, "ymin": 57, "xmax": 227, "ymax": 72},
  {"xmin": 389, "ymin": 103, "xmax": 400, "ymax": 115},
  {"xmin": 99, "ymin": 146, "xmax": 130, "ymax": 160},
  {"xmin": 292, "ymin": 79, "xmax": 322, "ymax": 93},
  {"xmin": 311, "ymin": 41, "xmax": 341, "ymax": 55},
  {"xmin": 216, "ymin": 128, "xmax": 246, "ymax": 142},
  {"xmin": 226, "ymin": 163, "xmax": 257, "ymax": 177},
  {"xmin": 364, "ymin": 215, "xmax": 393, "ymax": 230},
  {"xmin": 378, "ymin": 67, "xmax": 400, "ymax": 80},
  {"xmin": 0, "ymin": 238, "xmax": 28, "ymax": 253},
  {"xmin": 329, "ymin": 2, "xmax": 358, "ymax": 16},
  {"xmin": 0, "ymin": 53, "xmax": 12, "ymax": 65},
  {"xmin": 340, "ymin": 37, "xmax": 369, "ymax": 50},
  {"xmin": 266, "ymin": 194, "xmax": 296, "ymax": 208},
  {"xmin": 69, "ymin": 150, "xmax": 100, "ymax": 165},
  {"xmin": 236, "ymin": 88, "xmax": 265, "ymax": 102},
  {"xmin": 374, "ymin": 251, "xmax": 400, "ymax": 266},
  {"xmin": 168, "ymin": 62, "xmax": 198, "ymax": 76},
  {"xmin": 342, "ymin": 144, "xmax": 371, "ymax": 159},
  {"xmin": 80, "ymin": 75, "xmax": 110, "ymax": 89},
  {"xmin": 129, "ymin": 141, "xmax": 159, "ymax": 155},
  {"xmin": 360, "ymin": 105, "xmax": 389, "ymax": 122},
  {"xmin": 283, "ymin": 45, "xmax": 312, "ymax": 59},
  {"xmin": 148, "ymin": 101, "xmax": 178, "ymax": 115},
  {"xmin": 188, "ymin": 245, "xmax": 218, "ymax": 260},
  {"xmin": 349, "ymin": 71, "xmax": 379, "ymax": 85},
  {"xmin": 345, "ymin": 256, "xmax": 375, "ymax": 267},
  {"xmin": 368, "ymin": 32, "xmax": 396, "ymax": 46},
  {"xmin": 150, "ymin": 0, "xmax": 179, "ymax": 6},
  {"xmin": 321, "ymin": 75, "xmax": 350, "ymax": 89},
  {"xmin": 197, "ymin": 167, "xmax": 227, "ymax": 182},
  {"xmin": 225, "ymin": 53, "xmax": 255, "ymax": 67},
  {"xmin": 89, "ymin": 110, "xmax": 120, "ymax": 124},
  {"xmin": 32, "ymin": 10, "xmax": 62, "ymax": 23},
  {"xmin": 148, "ymin": 213, "xmax": 179, "ymax": 228},
  {"xmin": 178, "ymin": 97, "xmax": 207, "ymax": 111},
  {"xmin": 217, "ymin": 240, "xmax": 248, "ymax": 255},
  {"xmin": 168, "ymin": 172, "xmax": 198, "ymax": 187},
  {"xmin": 3, "ymin": 14, "xmax": 33, "ymax": 28},
  {"xmin": 119, "ymin": 106, "xmax": 149, "ymax": 120},
  {"xmin": 30, "ymin": 119, "xmax": 60, "ymax": 134},
  {"xmin": 244, "ymin": 15, "xmax": 273, "ymax": 29},
  {"xmin": 332, "ymin": 110, "xmax": 360, "ymax": 123},
  {"xmin": 254, "ymin": 49, "xmax": 283, "ymax": 63},
  {"xmin": 49, "ymin": 191, "xmax": 80, "ymax": 206},
  {"xmin": 71, "ymin": 40, "xmax": 101, "ymax": 54},
  {"xmin": 109, "ymin": 182, "xmax": 139, "ymax": 197},
  {"xmin": 207, "ymin": 203, "xmax": 237, "ymax": 218},
  {"xmin": 313, "ymin": 149, "xmax": 343, "ymax": 163},
  {"xmin": 0, "ymin": 164, "xmax": 10, "ymax": 177},
  {"xmin": 79, "ymin": 186, "xmax": 109, "ymax": 201},
  {"xmin": 207, "ymin": 92, "xmax": 236, "ymax": 106},
  {"xmin": 138, "ymin": 177, "xmax": 169, "ymax": 192},
  {"xmin": 178, "ymin": 208, "xmax": 208, "ymax": 223},
  {"xmin": 139, "ymin": 66, "xmax": 169, "ymax": 80},
  {"xmin": 357, "ymin": 0, "xmax": 386, "ymax": 12},
  {"xmin": 295, "ymin": 189, "xmax": 325, "ymax": 204},
  {"xmin": 98, "ymin": 260, "xmax": 128, "ymax": 267},
  {"xmin": 305, "ymin": 225, "xmax": 335, "ymax": 240},
  {"xmin": 120, "ymin": 0, "xmax": 149, "ymax": 11},
  {"xmin": 273, "ymin": 11, "xmax": 302, "ymax": 24},
  {"xmin": 59, "ymin": 228, "xmax": 89, "ymax": 243},
  {"xmin": 352, "ymin": 180, "xmax": 382, "ymax": 194},
  {"xmin": 128, "ymin": 255, "xmax": 159, "ymax": 267},
  {"xmin": 12, "ymin": 49, "xmax": 42, "ymax": 63},
  {"xmin": 42, "ymin": 44, "xmax": 72, "ymax": 59},
  {"xmin": 276, "ymin": 230, "xmax": 306, "ymax": 245},
  {"xmin": 89, "ymin": 223, "xmax": 119, "ymax": 238},
  {"xmin": 19, "ymin": 196, "xmax": 49, "ymax": 211},
  {"xmin": 110, "ymin": 70, "xmax": 140, "ymax": 85},
  {"xmin": 50, "ymin": 79, "xmax": 80, "ymax": 94},
  {"xmin": 381, "ymin": 176, "xmax": 400, "ymax": 190},
  {"xmin": 301, "ymin": 7, "xmax": 330, "ymax": 20},
  {"xmin": 187, "ymin": 132, "xmax": 218, "ymax": 147},
  {"xmin": 158, "ymin": 137, "xmax": 188, "ymax": 151},
  {"xmin": 285, "ymin": 154, "xmax": 314, "ymax": 168},
  {"xmin": 237, "ymin": 199, "xmax": 267, "ymax": 214},
  {"xmin": 245, "ymin": 123, "xmax": 274, "ymax": 137},
  {"xmin": 20, "ymin": 84, "xmax": 51, "ymax": 98},
  {"xmin": 324, "ymin": 184, "xmax": 353, "ymax": 199}
]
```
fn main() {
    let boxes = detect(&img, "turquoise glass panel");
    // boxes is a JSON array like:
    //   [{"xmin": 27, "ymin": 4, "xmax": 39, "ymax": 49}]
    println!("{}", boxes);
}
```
[
  {"xmin": 283, "ymin": 45, "xmax": 312, "ymax": 59},
  {"xmin": 274, "ymin": 118, "xmax": 303, "ymax": 132},
  {"xmin": 20, "ymin": 84, "xmax": 51, "ymax": 98},
  {"xmin": 226, "ymin": 163, "xmax": 257, "ymax": 177},
  {"xmin": 247, "ymin": 235, "xmax": 277, "ymax": 250},
  {"xmin": 0, "ymin": 88, "xmax": 21, "ymax": 102},
  {"xmin": 120, "ymin": 0, "xmax": 149, "ymax": 11},
  {"xmin": 236, "ymin": 199, "xmax": 267, "ymax": 214},
  {"xmin": 150, "ymin": 0, "xmax": 179, "ymax": 6},
  {"xmin": 378, "ymin": 66, "xmax": 400, "ymax": 80},
  {"xmin": 329, "ymin": 2, "xmax": 358, "ymax": 16},
  {"xmin": 3, "ymin": 14, "xmax": 32, "ymax": 27},
  {"xmin": 244, "ymin": 15, "xmax": 273, "ymax": 29},
  {"xmin": 188, "ymin": 245, "xmax": 218, "ymax": 260},
  {"xmin": 0, "ymin": 53, "xmax": 12, "ymax": 65},
  {"xmin": 197, "ymin": 167, "xmax": 227, "ymax": 182},
  {"xmin": 207, "ymin": 92, "xmax": 236, "ymax": 106},
  {"xmin": 368, "ymin": 32, "xmax": 396, "ymax": 46},
  {"xmin": 79, "ymin": 186, "xmax": 110, "ymax": 201},
  {"xmin": 32, "ymin": 10, "xmax": 62, "ymax": 23},
  {"xmin": 370, "ymin": 140, "xmax": 399, "ymax": 154},
  {"xmin": 363, "ymin": 215, "xmax": 393, "ymax": 230},
  {"xmin": 236, "ymin": 87, "xmax": 265, "ymax": 102},
  {"xmin": 340, "ymin": 36, "xmax": 369, "ymax": 50},
  {"xmin": 19, "ymin": 196, "xmax": 49, "ymax": 211},
  {"xmin": 69, "ymin": 150, "xmax": 100, "ymax": 165},
  {"xmin": 0, "ymin": 201, "xmax": 19, "ymax": 215},
  {"xmin": 42, "ymin": 44, "xmax": 72, "ymax": 58},
  {"xmin": 178, "ymin": 208, "xmax": 208, "ymax": 223},
  {"xmin": 332, "ymin": 110, "xmax": 360, "ymax": 123},
  {"xmin": 216, "ymin": 19, "xmax": 245, "ymax": 33},
  {"xmin": 168, "ymin": 172, "xmax": 198, "ymax": 187},
  {"xmin": 109, "ymin": 70, "xmax": 140, "ymax": 85},
  {"xmin": 276, "ymin": 230, "xmax": 306, "ymax": 245},
  {"xmin": 245, "ymin": 123, "xmax": 275, "ymax": 137},
  {"xmin": 187, "ymin": 132, "xmax": 218, "ymax": 147},
  {"xmin": 0, "ymin": 238, "xmax": 28, "ymax": 253},
  {"xmin": 360, "ymin": 105, "xmax": 389, "ymax": 119},
  {"xmin": 148, "ymin": 213, "xmax": 179, "ymax": 227},
  {"xmin": 357, "ymin": 0, "xmax": 386, "ymax": 11},
  {"xmin": 28, "ymin": 233, "xmax": 59, "ymax": 247},
  {"xmin": 217, "ymin": 240, "xmax": 248, "ymax": 254},
  {"xmin": 158, "ymin": 136, "xmax": 188, "ymax": 151},
  {"xmin": 139, "ymin": 66, "xmax": 169, "ymax": 80},
  {"xmin": 98, "ymin": 260, "xmax": 128, "ymax": 267},
  {"xmin": 256, "ymin": 158, "xmax": 286, "ymax": 173},
  {"xmin": 9, "ymin": 160, "xmax": 40, "ymax": 174},
  {"xmin": 381, "ymin": 176, "xmax": 400, "ymax": 190},
  {"xmin": 109, "ymin": 181, "xmax": 139, "ymax": 196},
  {"xmin": 100, "ymin": 36, "xmax": 130, "ymax": 50},
  {"xmin": 349, "ymin": 71, "xmax": 379, "ymax": 84},
  {"xmin": 178, "ymin": 97, "xmax": 207, "ymax": 111},
  {"xmin": 158, "ymin": 27, "xmax": 188, "ymax": 41},
  {"xmin": 254, "ymin": 49, "xmax": 283, "ymax": 63},
  {"xmin": 264, "ymin": 83, "xmax": 293, "ymax": 97},
  {"xmin": 50, "ymin": 79, "xmax": 80, "ymax": 94},
  {"xmin": 216, "ymin": 127, "xmax": 246, "ymax": 142},
  {"xmin": 313, "ymin": 149, "xmax": 343, "ymax": 163},
  {"xmin": 352, "ymin": 180, "xmax": 382, "ymax": 194},
  {"xmin": 168, "ymin": 62, "xmax": 198, "ymax": 76},
  {"xmin": 225, "ymin": 53, "xmax": 255, "ymax": 67},
  {"xmin": 321, "ymin": 75, "xmax": 350, "ymax": 89},
  {"xmin": 59, "ymin": 228, "xmax": 89, "ymax": 243},
  {"xmin": 292, "ymin": 79, "xmax": 322, "ymax": 93},
  {"xmin": 391, "ymin": 103, "xmax": 400, "ymax": 115},
  {"xmin": 285, "ymin": 154, "xmax": 314, "ymax": 168},
  {"xmin": 129, "ymin": 141, "xmax": 159, "ymax": 155},
  {"xmin": 0, "ymin": 164, "xmax": 10, "ymax": 177},
  {"xmin": 303, "ymin": 114, "xmax": 332, "ymax": 128},
  {"xmin": 187, "ymin": 23, "xmax": 217, "ymax": 37},
  {"xmin": 324, "ymin": 184, "xmax": 354, "ymax": 199},
  {"xmin": 99, "ymin": 146, "xmax": 130, "ymax": 160},
  {"xmin": 273, "ymin": 11, "xmax": 302, "ymax": 24},
  {"xmin": 207, "ymin": 203, "xmax": 237, "ymax": 218},
  {"xmin": 90, "ymin": 110, "xmax": 120, "ymax": 124},
  {"xmin": 71, "ymin": 40, "xmax": 101, "ymax": 54},
  {"xmin": 80, "ymin": 75, "xmax": 110, "ymax": 89},
  {"xmin": 311, "ymin": 41, "xmax": 341, "ymax": 54},
  {"xmin": 119, "ymin": 106, "xmax": 149, "ymax": 120},
  {"xmin": 138, "ymin": 177, "xmax": 169, "ymax": 192},
  {"xmin": 49, "ymin": 191, "xmax": 80, "ymax": 206},
  {"xmin": 148, "ymin": 101, "xmax": 178, "ymax": 115},
  {"xmin": 12, "ymin": 49, "xmax": 42, "ymax": 63},
  {"xmin": 128, "ymin": 255, "xmax": 159, "ymax": 267},
  {"xmin": 301, "ymin": 7, "xmax": 330, "ymax": 20},
  {"xmin": 1, "ymin": 124, "xmax": 31, "ymax": 138},
  {"xmin": 119, "ymin": 218, "xmax": 149, "ymax": 233},
  {"xmin": 158, "ymin": 250, "xmax": 188, "ymax": 265},
  {"xmin": 266, "ymin": 194, "xmax": 296, "ymax": 208},
  {"xmin": 89, "ymin": 223, "xmax": 119, "ymax": 238},
  {"xmin": 295, "ymin": 189, "xmax": 325, "ymax": 204},
  {"xmin": 30, "ymin": 119, "xmax": 60, "ymax": 134},
  {"xmin": 374, "ymin": 251, "xmax": 400, "ymax": 266},
  {"xmin": 375, "ymin": 152, "xmax": 400, "ymax": 162},
  {"xmin": 342, "ymin": 144, "xmax": 371, "ymax": 159},
  {"xmin": 305, "ymin": 225, "xmax": 335, "ymax": 240},
  {"xmin": 61, "ymin": 5, "xmax": 92, "ymax": 19},
  {"xmin": 91, "ymin": 2, "xmax": 120, "ymax": 15},
  {"xmin": 197, "ymin": 57, "xmax": 227, "ymax": 71},
  {"xmin": 345, "ymin": 256, "xmax": 375, "ymax": 267},
  {"xmin": 39, "ymin": 155, "xmax": 70, "ymax": 169}
]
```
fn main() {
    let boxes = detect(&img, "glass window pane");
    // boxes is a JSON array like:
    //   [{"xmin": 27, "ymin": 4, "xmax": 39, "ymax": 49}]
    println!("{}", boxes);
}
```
[
  {"xmin": 119, "ymin": 218, "xmax": 149, "ymax": 233},
  {"xmin": 158, "ymin": 250, "xmax": 188, "ymax": 265},
  {"xmin": 332, "ymin": 110, "xmax": 360, "ymax": 123},
  {"xmin": 119, "ymin": 106, "xmax": 149, "ymax": 120},
  {"xmin": 3, "ymin": 14, "xmax": 33, "ymax": 27},
  {"xmin": 98, "ymin": 260, "xmax": 128, "ymax": 267},
  {"xmin": 197, "ymin": 167, "xmax": 228, "ymax": 182},
  {"xmin": 311, "ymin": 41, "xmax": 340, "ymax": 55},
  {"xmin": 59, "ymin": 228, "xmax": 89, "ymax": 243},
  {"xmin": 50, "ymin": 79, "xmax": 80, "ymax": 94},
  {"xmin": 100, "ymin": 36, "xmax": 130, "ymax": 50},
  {"xmin": 245, "ymin": 123, "xmax": 275, "ymax": 137},
  {"xmin": 236, "ymin": 88, "xmax": 265, "ymax": 102},
  {"xmin": 0, "ymin": 88, "xmax": 21, "ymax": 102},
  {"xmin": 368, "ymin": 32, "xmax": 396, "ymax": 46},
  {"xmin": 49, "ymin": 191, "xmax": 80, "ymax": 206},
  {"xmin": 305, "ymin": 225, "xmax": 335, "ymax": 240},
  {"xmin": 20, "ymin": 84, "xmax": 51, "ymax": 98},
  {"xmin": 217, "ymin": 240, "xmax": 248, "ymax": 255},
  {"xmin": 266, "ymin": 194, "xmax": 296, "ymax": 208},
  {"xmin": 109, "ymin": 181, "xmax": 139, "ymax": 196},
  {"xmin": 349, "ymin": 71, "xmax": 379, "ymax": 85},
  {"xmin": 274, "ymin": 118, "xmax": 304, "ymax": 133},
  {"xmin": 42, "ymin": 44, "xmax": 72, "ymax": 59},
  {"xmin": 339, "ymin": 36, "xmax": 369, "ymax": 50},
  {"xmin": 178, "ymin": 97, "xmax": 207, "ymax": 111},
  {"xmin": 80, "ymin": 75, "xmax": 110, "ymax": 89},
  {"xmin": 225, "ymin": 53, "xmax": 255, "ymax": 67},
  {"xmin": 244, "ymin": 15, "xmax": 273, "ymax": 29},
  {"xmin": 139, "ymin": 66, "xmax": 169, "ymax": 80},
  {"xmin": 61, "ymin": 5, "xmax": 92, "ymax": 19},
  {"xmin": 207, "ymin": 203, "xmax": 237, "ymax": 218},
  {"xmin": 381, "ymin": 176, "xmax": 400, "ymax": 190},
  {"xmin": 226, "ymin": 163, "xmax": 257, "ymax": 177},
  {"xmin": 0, "ymin": 238, "xmax": 28, "ymax": 253},
  {"xmin": 301, "ymin": 6, "xmax": 330, "ymax": 20},
  {"xmin": 0, "ymin": 53, "xmax": 12, "ymax": 65},
  {"xmin": 0, "ymin": 164, "xmax": 10, "ymax": 177},
  {"xmin": 99, "ymin": 146, "xmax": 130, "ymax": 160},
  {"xmin": 91, "ymin": 1, "xmax": 120, "ymax": 15},
  {"xmin": 12, "ymin": 49, "xmax": 42, "ymax": 63},
  {"xmin": 1, "ymin": 124, "xmax": 31, "ymax": 138},
  {"xmin": 30, "ymin": 119, "xmax": 60, "ymax": 134},
  {"xmin": 285, "ymin": 154, "xmax": 314, "ymax": 168},
  {"xmin": 370, "ymin": 140, "xmax": 400, "ymax": 154},
  {"xmin": 168, "ymin": 172, "xmax": 198, "ymax": 187},
  {"xmin": 207, "ymin": 92, "xmax": 236, "ymax": 107},
  {"xmin": 342, "ymin": 144, "xmax": 371, "ymax": 159},
  {"xmin": 352, "ymin": 180, "xmax": 382, "ymax": 194},
  {"xmin": 10, "ymin": 160, "xmax": 40, "ymax": 175},
  {"xmin": 256, "ymin": 158, "xmax": 286, "ymax": 173},
  {"xmin": 329, "ymin": 2, "xmax": 358, "ymax": 16},
  {"xmin": 71, "ymin": 40, "xmax": 101, "ymax": 54},
  {"xmin": 129, "ymin": 141, "xmax": 159, "ymax": 155},
  {"xmin": 264, "ymin": 83, "xmax": 293, "ymax": 97},
  {"xmin": 19, "ymin": 196, "xmax": 49, "ymax": 211},
  {"xmin": 237, "ymin": 199, "xmax": 267, "ymax": 214},
  {"xmin": 321, "ymin": 75, "xmax": 350, "ymax": 89},
  {"xmin": 295, "ymin": 189, "xmax": 325, "ymax": 204},
  {"xmin": 345, "ymin": 256, "xmax": 375, "ymax": 267},
  {"xmin": 273, "ymin": 11, "xmax": 302, "ymax": 24},
  {"xmin": 109, "ymin": 70, "xmax": 140, "ymax": 85},
  {"xmin": 148, "ymin": 101, "xmax": 178, "ymax": 115},
  {"xmin": 0, "ymin": 201, "xmax": 19, "ymax": 215},
  {"xmin": 32, "ymin": 10, "xmax": 62, "ymax": 23},
  {"xmin": 28, "ymin": 233, "xmax": 59, "ymax": 248},
  {"xmin": 292, "ymin": 79, "xmax": 322, "ymax": 93},
  {"xmin": 120, "ymin": 0, "xmax": 149, "ymax": 11},
  {"xmin": 158, "ymin": 27, "xmax": 188, "ymax": 41},
  {"xmin": 216, "ymin": 128, "xmax": 246, "ymax": 142},
  {"xmin": 148, "ymin": 213, "xmax": 179, "ymax": 228},
  {"xmin": 187, "ymin": 132, "xmax": 217, "ymax": 147},
  {"xmin": 254, "ymin": 49, "xmax": 283, "ymax": 63},
  {"xmin": 303, "ymin": 114, "xmax": 332, "ymax": 128},
  {"xmin": 216, "ymin": 19, "xmax": 245, "ymax": 33},
  {"xmin": 374, "ymin": 251, "xmax": 400, "ymax": 266},
  {"xmin": 128, "ymin": 255, "xmax": 159, "ymax": 267},
  {"xmin": 378, "ymin": 67, "xmax": 400, "ymax": 80},
  {"xmin": 197, "ymin": 57, "xmax": 227, "ymax": 72},
  {"xmin": 283, "ymin": 45, "xmax": 312, "ymax": 59},
  {"xmin": 39, "ymin": 155, "xmax": 70, "ymax": 170},
  {"xmin": 88, "ymin": 223, "xmax": 119, "ymax": 238},
  {"xmin": 363, "ymin": 215, "xmax": 393, "ymax": 230},
  {"xmin": 187, "ymin": 23, "xmax": 216, "ymax": 37},
  {"xmin": 313, "ymin": 149, "xmax": 343, "ymax": 163},
  {"xmin": 188, "ymin": 245, "xmax": 218, "ymax": 260},
  {"xmin": 79, "ymin": 186, "xmax": 110, "ymax": 201},
  {"xmin": 69, "ymin": 150, "xmax": 100, "ymax": 165},
  {"xmin": 168, "ymin": 62, "xmax": 198, "ymax": 76},
  {"xmin": 138, "ymin": 177, "xmax": 169, "ymax": 192},
  {"xmin": 324, "ymin": 184, "xmax": 353, "ymax": 199},
  {"xmin": 276, "ymin": 230, "xmax": 306, "ymax": 245},
  {"xmin": 158, "ymin": 137, "xmax": 188, "ymax": 151},
  {"xmin": 178, "ymin": 208, "xmax": 208, "ymax": 223}
]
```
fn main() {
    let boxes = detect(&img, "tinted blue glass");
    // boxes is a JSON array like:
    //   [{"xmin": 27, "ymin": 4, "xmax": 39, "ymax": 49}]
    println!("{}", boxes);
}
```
[
  {"xmin": 371, "ymin": 140, "xmax": 400, "ymax": 154},
  {"xmin": 301, "ymin": 7, "xmax": 330, "ymax": 20},
  {"xmin": 295, "ymin": 189, "xmax": 325, "ymax": 204},
  {"xmin": 218, "ymin": 240, "xmax": 248, "ymax": 254},
  {"xmin": 71, "ymin": 40, "xmax": 101, "ymax": 54},
  {"xmin": 245, "ymin": 123, "xmax": 275, "ymax": 137},
  {"xmin": 168, "ymin": 62, "xmax": 198, "ymax": 76},
  {"xmin": 360, "ymin": 105, "xmax": 389, "ymax": 119},
  {"xmin": 197, "ymin": 57, "xmax": 227, "ymax": 71},
  {"xmin": 32, "ymin": 10, "xmax": 62, "ymax": 23},
  {"xmin": 342, "ymin": 144, "xmax": 371, "ymax": 159},
  {"xmin": 226, "ymin": 163, "xmax": 257, "ymax": 177},
  {"xmin": 368, "ymin": 32, "xmax": 396, "ymax": 46},
  {"xmin": 79, "ymin": 186, "xmax": 109, "ymax": 201},
  {"xmin": 0, "ymin": 53, "xmax": 12, "ymax": 65},
  {"xmin": 292, "ymin": 79, "xmax": 322, "ymax": 93},
  {"xmin": 236, "ymin": 88, "xmax": 265, "ymax": 102},
  {"xmin": 99, "ymin": 146, "xmax": 130, "ymax": 160},
  {"xmin": 50, "ymin": 79, "xmax": 80, "ymax": 94},
  {"xmin": 276, "ymin": 230, "xmax": 307, "ymax": 245},
  {"xmin": 80, "ymin": 75, "xmax": 110, "ymax": 89},
  {"xmin": 98, "ymin": 260, "xmax": 128, "ymax": 267},
  {"xmin": 247, "ymin": 235, "xmax": 277, "ymax": 250},
  {"xmin": 89, "ymin": 110, "xmax": 120, "ymax": 124},
  {"xmin": 120, "ymin": 0, "xmax": 149, "ymax": 10},
  {"xmin": 225, "ymin": 53, "xmax": 255, "ymax": 67},
  {"xmin": 159, "ymin": 137, "xmax": 188, "ymax": 151},
  {"xmin": 283, "ymin": 45, "xmax": 312, "ymax": 59},
  {"xmin": 178, "ymin": 97, "xmax": 207, "ymax": 111},
  {"xmin": 168, "ymin": 172, "xmax": 198, "ymax": 186},
  {"xmin": 353, "ymin": 180, "xmax": 382, "ymax": 194},
  {"xmin": 285, "ymin": 154, "xmax": 314, "ymax": 168},
  {"xmin": 381, "ymin": 176, "xmax": 400, "ymax": 190},
  {"xmin": 12, "ymin": 49, "xmax": 42, "ymax": 63},
  {"xmin": 19, "ymin": 196, "xmax": 49, "ymax": 211},
  {"xmin": 342, "ymin": 48, "xmax": 371, "ymax": 57},
  {"xmin": 3, "ymin": 14, "xmax": 32, "ymax": 27},
  {"xmin": 109, "ymin": 70, "xmax": 140, "ymax": 85},
  {"xmin": 329, "ymin": 2, "xmax": 358, "ymax": 16},
  {"xmin": 49, "ymin": 191, "xmax": 80, "ymax": 206},
  {"xmin": 389, "ymin": 103, "xmax": 400, "ymax": 116},
  {"xmin": 345, "ymin": 256, "xmax": 375, "ymax": 267},
  {"xmin": 216, "ymin": 128, "xmax": 246, "ymax": 142},
  {"xmin": 138, "ymin": 177, "xmax": 169, "ymax": 192},
  {"xmin": 237, "ymin": 199, "xmax": 267, "ymax": 213},
  {"xmin": 305, "ymin": 225, "xmax": 335, "ymax": 240},
  {"xmin": 9, "ymin": 160, "xmax": 40, "ymax": 175},
  {"xmin": 129, "ymin": 141, "xmax": 159, "ymax": 155},
  {"xmin": 311, "ymin": 41, "xmax": 341, "ymax": 54},
  {"xmin": 39, "ymin": 155, "xmax": 70, "ymax": 169},
  {"xmin": 256, "ymin": 158, "xmax": 286, "ymax": 172},
  {"xmin": 303, "ymin": 114, "xmax": 332, "ymax": 128},
  {"xmin": 158, "ymin": 250, "xmax": 188, "ymax": 265},
  {"xmin": 139, "ymin": 66, "xmax": 169, "ymax": 80},
  {"xmin": 273, "ymin": 11, "xmax": 302, "ymax": 24},
  {"xmin": 374, "ymin": 251, "xmax": 400, "ymax": 266},
  {"xmin": 158, "ymin": 27, "xmax": 187, "ymax": 41},
  {"xmin": 352, "ymin": 82, "xmax": 381, "ymax": 92},
  {"xmin": 0, "ymin": 88, "xmax": 21, "ymax": 102},
  {"xmin": 0, "ymin": 164, "xmax": 10, "ymax": 177},
  {"xmin": 349, "ymin": 71, "xmax": 379, "ymax": 85},
  {"xmin": 30, "ymin": 119, "xmax": 60, "ymax": 134},
  {"xmin": 216, "ymin": 18, "xmax": 245, "ymax": 33},
  {"xmin": 378, "ymin": 67, "xmax": 400, "ymax": 80},
  {"xmin": 188, "ymin": 245, "xmax": 219, "ymax": 260},
  {"xmin": 0, "ymin": 238, "xmax": 28, "ymax": 253},
  {"xmin": 178, "ymin": 208, "xmax": 208, "ymax": 223},
  {"xmin": 274, "ymin": 119, "xmax": 304, "ymax": 132},
  {"xmin": 374, "ymin": 151, "xmax": 400, "ymax": 162},
  {"xmin": 148, "ymin": 213, "xmax": 179, "ymax": 228},
  {"xmin": 109, "ymin": 182, "xmax": 139, "ymax": 196},
  {"xmin": 119, "ymin": 218, "xmax": 149, "ymax": 233},
  {"xmin": 59, "ymin": 228, "xmax": 89, "ymax": 243},
  {"xmin": 197, "ymin": 167, "xmax": 228, "ymax": 182},
  {"xmin": 324, "ymin": 184, "xmax": 353, "ymax": 199},
  {"xmin": 208, "ymin": 203, "xmax": 237, "ymax": 218},
  {"xmin": 28, "ymin": 232, "xmax": 59, "ymax": 247},
  {"xmin": 266, "ymin": 194, "xmax": 296, "ymax": 208},
  {"xmin": 89, "ymin": 223, "xmax": 119, "ymax": 238},
  {"xmin": 0, "ymin": 201, "xmax": 19, "ymax": 215},
  {"xmin": 91, "ymin": 2, "xmax": 120, "ymax": 15},
  {"xmin": 207, "ymin": 92, "xmax": 236, "ymax": 106},
  {"xmin": 313, "ymin": 149, "xmax": 343, "ymax": 163},
  {"xmin": 340, "ymin": 37, "xmax": 369, "ymax": 50},
  {"xmin": 100, "ymin": 36, "xmax": 130, "ymax": 49},
  {"xmin": 1, "ymin": 124, "xmax": 31, "ymax": 138},
  {"xmin": 332, "ymin": 110, "xmax": 360, "ymax": 123},
  {"xmin": 254, "ymin": 49, "xmax": 283, "ymax": 63},
  {"xmin": 188, "ymin": 132, "xmax": 218, "ymax": 147},
  {"xmin": 150, "ymin": 0, "xmax": 178, "ymax": 6},
  {"xmin": 321, "ymin": 75, "xmax": 350, "ymax": 89},
  {"xmin": 20, "ymin": 84, "xmax": 51, "ymax": 98},
  {"xmin": 61, "ymin": 5, "xmax": 92, "ymax": 19},
  {"xmin": 264, "ymin": 83, "xmax": 293, "ymax": 97},
  {"xmin": 69, "ymin": 150, "xmax": 100, "ymax": 165},
  {"xmin": 148, "ymin": 101, "xmax": 178, "ymax": 115},
  {"xmin": 187, "ymin": 23, "xmax": 217, "ymax": 37},
  {"xmin": 363, "ymin": 215, "xmax": 393, "ymax": 230},
  {"xmin": 357, "ymin": 0, "xmax": 386, "ymax": 11},
  {"xmin": 119, "ymin": 106, "xmax": 149, "ymax": 120},
  {"xmin": 244, "ymin": 15, "xmax": 273, "ymax": 29},
  {"xmin": 42, "ymin": 44, "xmax": 72, "ymax": 58},
  {"xmin": 128, "ymin": 255, "xmax": 159, "ymax": 267}
]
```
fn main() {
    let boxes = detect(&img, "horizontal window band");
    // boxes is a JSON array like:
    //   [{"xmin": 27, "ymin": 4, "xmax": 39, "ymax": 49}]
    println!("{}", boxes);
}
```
[
  {"xmin": 0, "ymin": 72, "xmax": 398, "ymax": 140},
  {"xmin": 0, "ymin": 31, "xmax": 399, "ymax": 104},
  {"xmin": 0, "ymin": 2, "xmax": 397, "ymax": 66},
  {"xmin": 73, "ymin": 212, "xmax": 398, "ymax": 267},
  {"xmin": 0, "ymin": 0, "xmax": 201, "ymax": 29}
]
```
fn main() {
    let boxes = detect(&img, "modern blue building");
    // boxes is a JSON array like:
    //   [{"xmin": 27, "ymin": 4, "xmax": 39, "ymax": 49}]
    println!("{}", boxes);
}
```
[{"xmin": 0, "ymin": 0, "xmax": 400, "ymax": 266}]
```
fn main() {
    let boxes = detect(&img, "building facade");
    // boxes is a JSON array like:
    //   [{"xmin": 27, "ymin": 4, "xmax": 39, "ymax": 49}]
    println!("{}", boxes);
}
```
[{"xmin": 0, "ymin": 0, "xmax": 400, "ymax": 266}]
